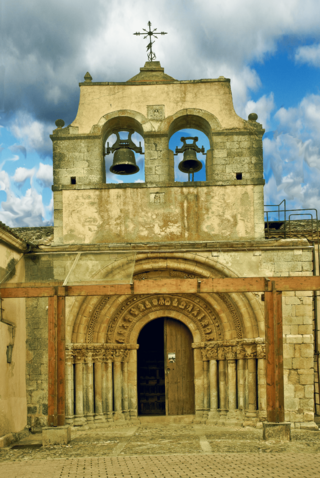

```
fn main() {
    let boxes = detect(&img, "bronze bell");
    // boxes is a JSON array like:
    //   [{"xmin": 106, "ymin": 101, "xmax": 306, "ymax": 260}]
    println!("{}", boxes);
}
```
[
  {"xmin": 110, "ymin": 148, "xmax": 140, "ymax": 175},
  {"xmin": 178, "ymin": 148, "xmax": 203, "ymax": 174},
  {"xmin": 175, "ymin": 137, "xmax": 205, "ymax": 181},
  {"xmin": 106, "ymin": 130, "xmax": 143, "ymax": 176}
]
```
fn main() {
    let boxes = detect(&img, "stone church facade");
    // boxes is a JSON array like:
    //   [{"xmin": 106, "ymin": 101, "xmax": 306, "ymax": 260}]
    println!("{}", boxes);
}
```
[{"xmin": 0, "ymin": 61, "xmax": 319, "ymax": 444}]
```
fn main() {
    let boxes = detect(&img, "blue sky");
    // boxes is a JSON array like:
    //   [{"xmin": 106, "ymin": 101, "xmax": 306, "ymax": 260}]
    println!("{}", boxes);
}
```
[{"xmin": 1, "ymin": 0, "xmax": 320, "ymax": 226}]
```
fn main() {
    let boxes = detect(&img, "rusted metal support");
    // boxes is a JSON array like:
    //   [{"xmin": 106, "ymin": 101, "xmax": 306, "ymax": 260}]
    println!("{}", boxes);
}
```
[
  {"xmin": 265, "ymin": 281, "xmax": 284, "ymax": 423},
  {"xmin": 48, "ymin": 295, "xmax": 58, "ymax": 426}
]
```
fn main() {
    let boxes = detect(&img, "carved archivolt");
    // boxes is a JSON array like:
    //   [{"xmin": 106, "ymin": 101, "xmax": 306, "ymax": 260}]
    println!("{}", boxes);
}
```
[
  {"xmin": 106, "ymin": 293, "xmax": 223, "ymax": 344},
  {"xmin": 86, "ymin": 296, "xmax": 111, "ymax": 343}
]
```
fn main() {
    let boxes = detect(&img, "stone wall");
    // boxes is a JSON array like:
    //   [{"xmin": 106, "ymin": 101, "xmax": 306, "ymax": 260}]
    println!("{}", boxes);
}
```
[
  {"xmin": 25, "ymin": 298, "xmax": 48, "ymax": 429},
  {"xmin": 208, "ymin": 131, "xmax": 263, "ymax": 183}
]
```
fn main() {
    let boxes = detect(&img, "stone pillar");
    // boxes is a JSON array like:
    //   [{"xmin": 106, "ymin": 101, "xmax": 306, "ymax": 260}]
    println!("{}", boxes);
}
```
[
  {"xmin": 248, "ymin": 358, "xmax": 257, "ymax": 412},
  {"xmin": 128, "ymin": 349, "xmax": 139, "ymax": 421},
  {"xmin": 65, "ymin": 349, "xmax": 74, "ymax": 425},
  {"xmin": 228, "ymin": 359, "xmax": 237, "ymax": 410},
  {"xmin": 209, "ymin": 359, "xmax": 218, "ymax": 411},
  {"xmin": 85, "ymin": 352, "xmax": 94, "ymax": 423},
  {"xmin": 219, "ymin": 359, "xmax": 227, "ymax": 411},
  {"xmin": 122, "ymin": 361, "xmax": 129, "ymax": 420},
  {"xmin": 203, "ymin": 360, "xmax": 209, "ymax": 420},
  {"xmin": 105, "ymin": 352, "xmax": 114, "ymax": 422},
  {"xmin": 257, "ymin": 344, "xmax": 267, "ymax": 415},
  {"xmin": 74, "ymin": 351, "xmax": 86, "ymax": 426},
  {"xmin": 94, "ymin": 355, "xmax": 104, "ymax": 422},
  {"xmin": 144, "ymin": 134, "xmax": 173, "ymax": 183},
  {"xmin": 113, "ymin": 351, "xmax": 125, "ymax": 421},
  {"xmin": 193, "ymin": 347, "xmax": 204, "ymax": 423},
  {"xmin": 237, "ymin": 358, "xmax": 245, "ymax": 411}
]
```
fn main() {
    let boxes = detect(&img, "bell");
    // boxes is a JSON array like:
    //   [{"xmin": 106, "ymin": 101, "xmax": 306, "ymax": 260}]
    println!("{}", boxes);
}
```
[
  {"xmin": 178, "ymin": 149, "xmax": 203, "ymax": 174},
  {"xmin": 110, "ymin": 147, "xmax": 140, "ymax": 175}
]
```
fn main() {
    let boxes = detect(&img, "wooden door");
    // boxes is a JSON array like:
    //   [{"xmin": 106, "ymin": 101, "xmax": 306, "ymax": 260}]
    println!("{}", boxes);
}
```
[{"xmin": 164, "ymin": 318, "xmax": 195, "ymax": 415}]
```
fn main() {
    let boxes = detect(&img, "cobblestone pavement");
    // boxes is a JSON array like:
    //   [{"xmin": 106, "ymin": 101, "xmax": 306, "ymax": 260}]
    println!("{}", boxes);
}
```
[{"xmin": 1, "ymin": 424, "xmax": 320, "ymax": 477}]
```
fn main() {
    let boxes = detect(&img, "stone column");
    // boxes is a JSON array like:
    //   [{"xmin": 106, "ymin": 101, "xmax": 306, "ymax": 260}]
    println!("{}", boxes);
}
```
[
  {"xmin": 203, "ymin": 360, "xmax": 209, "ymax": 420},
  {"xmin": 219, "ymin": 358, "xmax": 227, "ymax": 412},
  {"xmin": 248, "ymin": 358, "xmax": 257, "ymax": 412},
  {"xmin": 85, "ymin": 352, "xmax": 94, "ymax": 423},
  {"xmin": 104, "ymin": 350, "xmax": 114, "ymax": 422},
  {"xmin": 227, "ymin": 359, "xmax": 237, "ymax": 410},
  {"xmin": 128, "ymin": 348, "xmax": 139, "ymax": 422},
  {"xmin": 144, "ymin": 134, "xmax": 173, "ymax": 183},
  {"xmin": 65, "ymin": 349, "xmax": 74, "ymax": 425},
  {"xmin": 113, "ymin": 350, "xmax": 125, "ymax": 421},
  {"xmin": 257, "ymin": 344, "xmax": 267, "ymax": 416},
  {"xmin": 237, "ymin": 357, "xmax": 245, "ymax": 411},
  {"xmin": 122, "ymin": 361, "xmax": 129, "ymax": 420},
  {"xmin": 94, "ymin": 352, "xmax": 105, "ymax": 422},
  {"xmin": 207, "ymin": 347, "xmax": 218, "ymax": 422},
  {"xmin": 193, "ymin": 347, "xmax": 204, "ymax": 423},
  {"xmin": 74, "ymin": 350, "xmax": 86, "ymax": 426}
]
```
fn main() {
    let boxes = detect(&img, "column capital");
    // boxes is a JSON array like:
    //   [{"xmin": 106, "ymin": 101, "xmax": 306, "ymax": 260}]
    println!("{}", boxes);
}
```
[{"xmin": 257, "ymin": 343, "xmax": 266, "ymax": 359}]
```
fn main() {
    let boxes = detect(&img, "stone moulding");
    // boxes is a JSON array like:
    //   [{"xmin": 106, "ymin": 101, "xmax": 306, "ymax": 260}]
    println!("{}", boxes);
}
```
[
  {"xmin": 66, "ymin": 343, "xmax": 139, "ymax": 363},
  {"xmin": 193, "ymin": 338, "xmax": 265, "ymax": 361}
]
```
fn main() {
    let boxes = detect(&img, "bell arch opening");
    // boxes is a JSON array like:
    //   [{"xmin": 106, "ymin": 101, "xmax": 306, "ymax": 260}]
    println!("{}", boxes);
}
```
[
  {"xmin": 169, "ymin": 128, "xmax": 210, "ymax": 182},
  {"xmin": 137, "ymin": 316, "xmax": 195, "ymax": 416},
  {"xmin": 104, "ymin": 130, "xmax": 145, "ymax": 184}
]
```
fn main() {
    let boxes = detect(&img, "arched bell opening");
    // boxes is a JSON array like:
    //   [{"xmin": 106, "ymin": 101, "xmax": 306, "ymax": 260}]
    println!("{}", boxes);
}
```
[
  {"xmin": 169, "ymin": 129, "xmax": 210, "ymax": 182},
  {"xmin": 104, "ymin": 130, "xmax": 145, "ymax": 184},
  {"xmin": 137, "ymin": 316, "xmax": 195, "ymax": 417}
]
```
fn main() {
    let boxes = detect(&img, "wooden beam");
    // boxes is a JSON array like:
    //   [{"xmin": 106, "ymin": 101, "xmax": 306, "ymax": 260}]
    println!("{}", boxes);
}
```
[
  {"xmin": 57, "ymin": 296, "xmax": 66, "ymax": 426},
  {"xmin": 1, "ymin": 276, "xmax": 320, "ymax": 298},
  {"xmin": 0, "ymin": 287, "xmax": 56, "ymax": 298},
  {"xmin": 265, "ymin": 283, "xmax": 285, "ymax": 422},
  {"xmin": 48, "ymin": 296, "xmax": 58, "ymax": 427}
]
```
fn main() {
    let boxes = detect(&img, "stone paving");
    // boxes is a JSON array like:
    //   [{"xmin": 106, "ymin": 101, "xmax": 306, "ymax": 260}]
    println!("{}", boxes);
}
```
[{"xmin": 1, "ymin": 424, "xmax": 320, "ymax": 477}]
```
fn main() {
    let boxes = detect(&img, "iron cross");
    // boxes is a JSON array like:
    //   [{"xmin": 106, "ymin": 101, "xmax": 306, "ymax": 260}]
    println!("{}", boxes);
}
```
[{"xmin": 133, "ymin": 21, "xmax": 167, "ymax": 61}]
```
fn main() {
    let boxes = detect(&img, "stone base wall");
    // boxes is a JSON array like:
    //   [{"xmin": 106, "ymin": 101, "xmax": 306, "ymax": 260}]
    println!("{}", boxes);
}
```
[{"xmin": 26, "ymin": 298, "xmax": 48, "ymax": 429}]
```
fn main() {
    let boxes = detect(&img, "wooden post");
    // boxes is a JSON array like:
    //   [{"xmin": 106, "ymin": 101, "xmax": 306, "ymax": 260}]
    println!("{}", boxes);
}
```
[
  {"xmin": 265, "ymin": 282, "xmax": 284, "ymax": 422},
  {"xmin": 48, "ymin": 294, "xmax": 66, "ymax": 427},
  {"xmin": 57, "ymin": 296, "xmax": 66, "ymax": 426},
  {"xmin": 48, "ymin": 295, "xmax": 58, "ymax": 426}
]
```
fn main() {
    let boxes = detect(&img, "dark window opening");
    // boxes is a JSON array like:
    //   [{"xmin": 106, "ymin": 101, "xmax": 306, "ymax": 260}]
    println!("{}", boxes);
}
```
[
  {"xmin": 71, "ymin": 177, "xmax": 76, "ymax": 184},
  {"xmin": 236, "ymin": 173, "xmax": 242, "ymax": 180}
]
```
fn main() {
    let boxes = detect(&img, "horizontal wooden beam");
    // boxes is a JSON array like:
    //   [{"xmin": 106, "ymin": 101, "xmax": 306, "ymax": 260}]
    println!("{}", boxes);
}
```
[{"xmin": 1, "ymin": 276, "xmax": 320, "ymax": 298}]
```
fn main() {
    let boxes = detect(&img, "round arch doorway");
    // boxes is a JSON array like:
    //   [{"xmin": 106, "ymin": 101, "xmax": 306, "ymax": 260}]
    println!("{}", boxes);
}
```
[{"xmin": 137, "ymin": 317, "xmax": 195, "ymax": 416}]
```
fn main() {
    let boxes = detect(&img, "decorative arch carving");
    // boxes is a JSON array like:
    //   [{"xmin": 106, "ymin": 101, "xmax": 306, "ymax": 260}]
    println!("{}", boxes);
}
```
[{"xmin": 96, "ymin": 110, "xmax": 155, "ymax": 139}]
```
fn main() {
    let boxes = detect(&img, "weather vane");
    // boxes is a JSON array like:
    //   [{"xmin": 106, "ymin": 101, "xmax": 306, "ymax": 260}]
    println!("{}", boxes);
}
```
[{"xmin": 134, "ymin": 21, "xmax": 167, "ymax": 62}]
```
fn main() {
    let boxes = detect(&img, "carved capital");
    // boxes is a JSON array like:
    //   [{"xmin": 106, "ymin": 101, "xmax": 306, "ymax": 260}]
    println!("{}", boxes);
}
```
[
  {"xmin": 65, "ymin": 349, "xmax": 74, "ymax": 364},
  {"xmin": 243, "ymin": 343, "xmax": 257, "ymax": 359},
  {"xmin": 225, "ymin": 345, "xmax": 237, "ymax": 361},
  {"xmin": 257, "ymin": 343, "xmax": 266, "ymax": 359},
  {"xmin": 206, "ymin": 343, "xmax": 219, "ymax": 361}
]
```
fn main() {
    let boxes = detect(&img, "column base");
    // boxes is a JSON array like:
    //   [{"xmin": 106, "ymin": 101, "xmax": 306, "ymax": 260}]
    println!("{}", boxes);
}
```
[
  {"xmin": 65, "ymin": 416, "xmax": 74, "ymax": 426},
  {"xmin": 73, "ymin": 415, "xmax": 87, "ymax": 426},
  {"xmin": 193, "ymin": 410, "xmax": 205, "ymax": 424},
  {"xmin": 86, "ymin": 414, "xmax": 95, "ymax": 423},
  {"xmin": 263, "ymin": 422, "xmax": 291, "ymax": 441},
  {"xmin": 113, "ymin": 411, "xmax": 126, "ymax": 422},
  {"xmin": 94, "ymin": 414, "xmax": 105, "ymax": 423},
  {"xmin": 42, "ymin": 426, "xmax": 71, "ymax": 446}
]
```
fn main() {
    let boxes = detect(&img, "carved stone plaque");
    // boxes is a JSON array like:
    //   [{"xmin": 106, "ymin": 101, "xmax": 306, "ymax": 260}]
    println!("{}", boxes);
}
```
[
  {"xmin": 147, "ymin": 105, "xmax": 165, "ymax": 120},
  {"xmin": 150, "ymin": 192, "xmax": 165, "ymax": 204}
]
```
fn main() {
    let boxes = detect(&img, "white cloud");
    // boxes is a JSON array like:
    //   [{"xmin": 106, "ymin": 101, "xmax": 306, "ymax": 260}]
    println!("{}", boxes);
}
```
[
  {"xmin": 244, "ymin": 93, "xmax": 275, "ymax": 130},
  {"xmin": 264, "ymin": 93, "xmax": 320, "ymax": 211},
  {"xmin": 0, "ymin": 170, "xmax": 10, "ymax": 192},
  {"xmin": 9, "ymin": 143, "xmax": 27, "ymax": 158},
  {"xmin": 0, "ymin": 184, "xmax": 50, "ymax": 227},
  {"xmin": 134, "ymin": 179, "xmax": 144, "ymax": 183},
  {"xmin": 36, "ymin": 163, "xmax": 53, "ymax": 187},
  {"xmin": 295, "ymin": 43, "xmax": 320, "ymax": 67},
  {"xmin": 9, "ymin": 112, "xmax": 52, "ymax": 155},
  {"xmin": 13, "ymin": 167, "xmax": 35, "ymax": 184}
]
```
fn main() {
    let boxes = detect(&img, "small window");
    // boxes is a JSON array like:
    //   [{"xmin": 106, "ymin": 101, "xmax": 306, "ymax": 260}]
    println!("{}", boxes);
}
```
[
  {"xmin": 236, "ymin": 173, "xmax": 242, "ymax": 180},
  {"xmin": 71, "ymin": 177, "xmax": 76, "ymax": 185}
]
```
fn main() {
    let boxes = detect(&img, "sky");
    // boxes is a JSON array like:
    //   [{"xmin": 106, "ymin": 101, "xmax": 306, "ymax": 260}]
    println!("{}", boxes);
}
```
[{"xmin": 1, "ymin": 0, "xmax": 320, "ymax": 227}]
